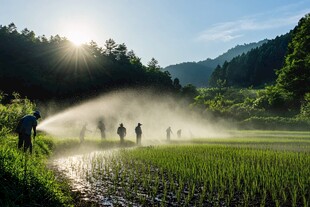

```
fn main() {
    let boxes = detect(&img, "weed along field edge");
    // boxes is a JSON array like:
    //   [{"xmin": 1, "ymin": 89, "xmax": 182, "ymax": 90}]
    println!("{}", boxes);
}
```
[{"xmin": 50, "ymin": 130, "xmax": 310, "ymax": 207}]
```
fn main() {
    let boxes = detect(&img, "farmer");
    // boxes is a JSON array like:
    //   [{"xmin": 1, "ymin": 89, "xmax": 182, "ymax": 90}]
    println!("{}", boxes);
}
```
[
  {"xmin": 97, "ymin": 119, "xmax": 106, "ymax": 139},
  {"xmin": 166, "ymin": 126, "xmax": 173, "ymax": 141},
  {"xmin": 117, "ymin": 123, "xmax": 126, "ymax": 144},
  {"xmin": 135, "ymin": 123, "xmax": 142, "ymax": 145},
  {"xmin": 16, "ymin": 110, "xmax": 41, "ymax": 154},
  {"xmin": 79, "ymin": 123, "xmax": 91, "ymax": 143},
  {"xmin": 177, "ymin": 129, "xmax": 182, "ymax": 138}
]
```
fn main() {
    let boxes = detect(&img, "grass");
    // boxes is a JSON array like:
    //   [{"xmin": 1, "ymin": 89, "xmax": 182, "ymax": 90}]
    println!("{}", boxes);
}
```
[{"xmin": 0, "ymin": 134, "xmax": 73, "ymax": 206}]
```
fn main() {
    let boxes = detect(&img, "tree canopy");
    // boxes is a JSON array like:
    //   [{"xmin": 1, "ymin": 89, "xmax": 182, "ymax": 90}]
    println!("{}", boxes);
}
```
[
  {"xmin": 275, "ymin": 14, "xmax": 310, "ymax": 101},
  {"xmin": 0, "ymin": 23, "xmax": 177, "ymax": 101}
]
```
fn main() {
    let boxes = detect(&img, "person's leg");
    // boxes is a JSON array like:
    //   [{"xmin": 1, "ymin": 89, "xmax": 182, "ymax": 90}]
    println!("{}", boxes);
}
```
[
  {"xmin": 23, "ymin": 135, "xmax": 31, "ymax": 153},
  {"xmin": 138, "ymin": 134, "xmax": 141, "ymax": 145},
  {"xmin": 29, "ymin": 139, "xmax": 33, "ymax": 154},
  {"xmin": 18, "ymin": 133, "xmax": 24, "ymax": 149}
]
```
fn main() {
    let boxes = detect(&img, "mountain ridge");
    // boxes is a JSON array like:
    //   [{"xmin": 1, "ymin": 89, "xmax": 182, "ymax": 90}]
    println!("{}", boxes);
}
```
[{"xmin": 163, "ymin": 39, "xmax": 268, "ymax": 87}]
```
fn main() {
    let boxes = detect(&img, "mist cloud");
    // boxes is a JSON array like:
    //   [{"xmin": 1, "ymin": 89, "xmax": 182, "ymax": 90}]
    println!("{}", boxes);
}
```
[{"xmin": 38, "ymin": 89, "xmax": 230, "ymax": 144}]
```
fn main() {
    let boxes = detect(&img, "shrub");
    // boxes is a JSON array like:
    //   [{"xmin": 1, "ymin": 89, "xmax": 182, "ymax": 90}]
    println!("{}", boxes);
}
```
[
  {"xmin": 0, "ymin": 92, "xmax": 35, "ymax": 136},
  {"xmin": 239, "ymin": 116, "xmax": 310, "ymax": 130}
]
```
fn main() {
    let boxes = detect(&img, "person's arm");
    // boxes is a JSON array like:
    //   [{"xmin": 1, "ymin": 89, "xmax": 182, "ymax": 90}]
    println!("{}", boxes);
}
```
[{"xmin": 33, "ymin": 125, "xmax": 37, "ymax": 139}]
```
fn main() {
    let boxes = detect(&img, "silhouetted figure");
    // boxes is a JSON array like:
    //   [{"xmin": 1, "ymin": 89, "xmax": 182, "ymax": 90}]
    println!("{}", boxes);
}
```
[
  {"xmin": 135, "ymin": 123, "xmax": 142, "ymax": 145},
  {"xmin": 166, "ymin": 127, "xmax": 173, "ymax": 141},
  {"xmin": 80, "ymin": 123, "xmax": 91, "ymax": 143},
  {"xmin": 117, "ymin": 123, "xmax": 126, "ymax": 144},
  {"xmin": 16, "ymin": 111, "xmax": 41, "ymax": 154},
  {"xmin": 177, "ymin": 129, "xmax": 182, "ymax": 138},
  {"xmin": 97, "ymin": 120, "xmax": 106, "ymax": 139}
]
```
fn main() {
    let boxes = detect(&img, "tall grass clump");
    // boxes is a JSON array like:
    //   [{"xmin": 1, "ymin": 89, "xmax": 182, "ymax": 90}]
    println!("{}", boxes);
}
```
[{"xmin": 0, "ymin": 134, "xmax": 73, "ymax": 206}]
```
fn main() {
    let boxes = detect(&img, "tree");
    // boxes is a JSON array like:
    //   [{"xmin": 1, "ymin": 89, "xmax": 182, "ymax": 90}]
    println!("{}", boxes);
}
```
[
  {"xmin": 114, "ymin": 43, "xmax": 128, "ymax": 62},
  {"xmin": 21, "ymin": 28, "xmax": 36, "ymax": 42},
  {"xmin": 7, "ymin": 23, "xmax": 17, "ymax": 33},
  {"xmin": 104, "ymin": 38, "xmax": 117, "ymax": 56},
  {"xmin": 181, "ymin": 84, "xmax": 198, "ymax": 100},
  {"xmin": 276, "ymin": 14, "xmax": 310, "ymax": 101},
  {"xmin": 127, "ymin": 50, "xmax": 143, "ymax": 67},
  {"xmin": 147, "ymin": 58, "xmax": 161, "ymax": 71},
  {"xmin": 173, "ymin": 78, "xmax": 182, "ymax": 91}
]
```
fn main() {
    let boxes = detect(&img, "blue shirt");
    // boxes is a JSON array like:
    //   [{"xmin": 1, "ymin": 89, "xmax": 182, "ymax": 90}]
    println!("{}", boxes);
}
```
[{"xmin": 20, "ymin": 115, "xmax": 37, "ymax": 135}]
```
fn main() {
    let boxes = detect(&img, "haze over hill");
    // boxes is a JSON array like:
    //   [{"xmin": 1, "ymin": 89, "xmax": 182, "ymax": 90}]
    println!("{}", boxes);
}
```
[{"xmin": 163, "ymin": 40, "xmax": 267, "ymax": 87}]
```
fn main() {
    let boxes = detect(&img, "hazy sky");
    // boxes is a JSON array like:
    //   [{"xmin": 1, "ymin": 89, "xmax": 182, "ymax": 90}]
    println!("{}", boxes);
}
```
[{"xmin": 1, "ymin": 0, "xmax": 310, "ymax": 67}]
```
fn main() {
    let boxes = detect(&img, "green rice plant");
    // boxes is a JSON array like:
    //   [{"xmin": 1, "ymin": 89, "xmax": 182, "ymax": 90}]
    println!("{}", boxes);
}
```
[{"xmin": 54, "ymin": 131, "xmax": 310, "ymax": 206}]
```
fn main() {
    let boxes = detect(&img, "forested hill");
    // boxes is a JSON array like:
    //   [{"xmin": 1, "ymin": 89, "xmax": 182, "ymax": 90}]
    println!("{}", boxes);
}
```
[
  {"xmin": 209, "ymin": 32, "xmax": 291, "ymax": 88},
  {"xmin": 163, "ymin": 40, "xmax": 267, "ymax": 87},
  {"xmin": 163, "ymin": 62, "xmax": 214, "ymax": 87},
  {"xmin": 0, "ymin": 23, "xmax": 179, "ymax": 101},
  {"xmin": 198, "ymin": 39, "xmax": 268, "ymax": 69}
]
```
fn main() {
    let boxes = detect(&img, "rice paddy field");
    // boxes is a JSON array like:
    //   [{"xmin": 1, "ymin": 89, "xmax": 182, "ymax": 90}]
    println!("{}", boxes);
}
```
[{"xmin": 52, "ymin": 130, "xmax": 310, "ymax": 206}]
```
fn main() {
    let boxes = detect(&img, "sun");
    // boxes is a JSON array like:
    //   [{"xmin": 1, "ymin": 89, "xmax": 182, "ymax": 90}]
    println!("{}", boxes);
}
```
[
  {"xmin": 62, "ymin": 23, "xmax": 93, "ymax": 46},
  {"xmin": 67, "ymin": 31, "xmax": 88, "ymax": 46}
]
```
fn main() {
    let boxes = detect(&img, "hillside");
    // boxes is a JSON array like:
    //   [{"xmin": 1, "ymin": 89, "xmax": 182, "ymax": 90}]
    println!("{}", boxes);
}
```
[
  {"xmin": 163, "ymin": 39, "xmax": 267, "ymax": 87},
  {"xmin": 209, "ymin": 33, "xmax": 291, "ymax": 88}
]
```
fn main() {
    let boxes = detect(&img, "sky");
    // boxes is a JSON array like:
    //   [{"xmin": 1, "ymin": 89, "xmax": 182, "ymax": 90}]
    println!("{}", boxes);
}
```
[{"xmin": 1, "ymin": 0, "xmax": 310, "ymax": 67}]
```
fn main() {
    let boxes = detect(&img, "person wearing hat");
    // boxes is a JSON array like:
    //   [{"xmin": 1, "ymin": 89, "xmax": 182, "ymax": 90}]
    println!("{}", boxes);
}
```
[
  {"xmin": 16, "ymin": 110, "xmax": 41, "ymax": 154},
  {"xmin": 97, "ymin": 119, "xmax": 106, "ymax": 139},
  {"xmin": 166, "ymin": 126, "xmax": 173, "ymax": 141},
  {"xmin": 135, "ymin": 123, "xmax": 142, "ymax": 145},
  {"xmin": 117, "ymin": 123, "xmax": 126, "ymax": 144}
]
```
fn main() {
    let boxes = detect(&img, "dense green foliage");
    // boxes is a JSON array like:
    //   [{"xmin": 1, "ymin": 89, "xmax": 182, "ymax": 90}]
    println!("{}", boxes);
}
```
[
  {"xmin": 276, "ymin": 14, "xmax": 310, "ymax": 102},
  {"xmin": 209, "ymin": 33, "xmax": 291, "ymax": 88},
  {"xmin": 192, "ymin": 86, "xmax": 310, "ymax": 130},
  {"xmin": 0, "ymin": 23, "xmax": 178, "ymax": 101},
  {"xmin": 0, "ymin": 92, "xmax": 36, "ymax": 135}
]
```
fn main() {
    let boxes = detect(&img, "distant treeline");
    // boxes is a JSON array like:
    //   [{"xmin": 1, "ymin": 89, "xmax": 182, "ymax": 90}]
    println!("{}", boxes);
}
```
[
  {"xmin": 0, "ymin": 23, "xmax": 182, "ymax": 101},
  {"xmin": 209, "ymin": 33, "xmax": 291, "ymax": 88}
]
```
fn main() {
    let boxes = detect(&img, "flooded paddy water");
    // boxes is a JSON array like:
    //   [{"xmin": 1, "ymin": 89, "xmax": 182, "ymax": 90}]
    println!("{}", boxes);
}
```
[
  {"xmin": 51, "ymin": 149, "xmax": 137, "ymax": 206},
  {"xmin": 49, "ymin": 130, "xmax": 310, "ymax": 207}
]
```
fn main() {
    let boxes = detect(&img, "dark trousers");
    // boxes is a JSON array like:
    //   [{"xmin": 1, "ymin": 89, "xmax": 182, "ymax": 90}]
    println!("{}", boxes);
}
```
[
  {"xmin": 167, "ymin": 134, "xmax": 170, "ymax": 141},
  {"xmin": 136, "ymin": 134, "xmax": 142, "ymax": 145},
  {"xmin": 18, "ymin": 133, "xmax": 24, "ymax": 149},
  {"xmin": 100, "ymin": 130, "xmax": 106, "ymax": 139},
  {"xmin": 18, "ymin": 133, "xmax": 32, "ymax": 154},
  {"xmin": 120, "ymin": 136, "xmax": 125, "ymax": 144}
]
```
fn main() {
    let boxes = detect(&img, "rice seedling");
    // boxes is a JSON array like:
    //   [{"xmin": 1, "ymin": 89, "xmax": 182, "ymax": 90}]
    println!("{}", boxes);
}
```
[{"xmin": 51, "ymin": 131, "xmax": 310, "ymax": 206}]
